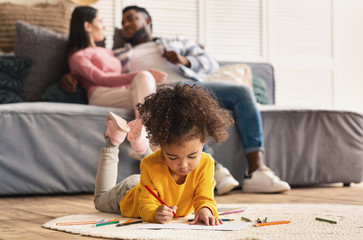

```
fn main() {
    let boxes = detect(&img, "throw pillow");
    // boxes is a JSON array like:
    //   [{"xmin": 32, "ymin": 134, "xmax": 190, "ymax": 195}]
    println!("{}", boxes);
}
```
[
  {"xmin": 42, "ymin": 82, "xmax": 88, "ymax": 104},
  {"xmin": 205, "ymin": 64, "xmax": 253, "ymax": 88},
  {"xmin": 253, "ymin": 75, "xmax": 269, "ymax": 105},
  {"xmin": 15, "ymin": 21, "xmax": 68, "ymax": 101},
  {"xmin": 113, "ymin": 27, "xmax": 125, "ymax": 50},
  {"xmin": 0, "ymin": 55, "xmax": 32, "ymax": 103},
  {"xmin": 0, "ymin": 2, "xmax": 72, "ymax": 53}
]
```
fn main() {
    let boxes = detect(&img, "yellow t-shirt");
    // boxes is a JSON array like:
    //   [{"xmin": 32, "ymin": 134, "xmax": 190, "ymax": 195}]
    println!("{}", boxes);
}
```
[{"xmin": 120, "ymin": 150, "xmax": 218, "ymax": 222}]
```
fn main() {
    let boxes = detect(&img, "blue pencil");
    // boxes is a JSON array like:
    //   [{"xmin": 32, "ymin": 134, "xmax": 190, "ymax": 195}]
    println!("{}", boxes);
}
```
[
  {"xmin": 97, "ymin": 219, "xmax": 105, "ymax": 224},
  {"xmin": 188, "ymin": 218, "xmax": 234, "ymax": 222}
]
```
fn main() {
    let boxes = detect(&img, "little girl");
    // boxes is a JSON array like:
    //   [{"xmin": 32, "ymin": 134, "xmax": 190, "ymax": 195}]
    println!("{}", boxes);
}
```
[{"xmin": 94, "ymin": 83, "xmax": 233, "ymax": 225}]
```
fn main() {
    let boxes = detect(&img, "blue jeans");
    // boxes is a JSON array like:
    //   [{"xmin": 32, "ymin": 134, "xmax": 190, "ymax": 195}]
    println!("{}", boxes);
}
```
[{"xmin": 199, "ymin": 81, "xmax": 264, "ymax": 155}]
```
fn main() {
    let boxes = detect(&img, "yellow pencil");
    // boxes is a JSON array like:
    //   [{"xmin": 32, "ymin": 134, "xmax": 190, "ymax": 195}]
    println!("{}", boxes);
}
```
[{"xmin": 253, "ymin": 220, "xmax": 290, "ymax": 227}]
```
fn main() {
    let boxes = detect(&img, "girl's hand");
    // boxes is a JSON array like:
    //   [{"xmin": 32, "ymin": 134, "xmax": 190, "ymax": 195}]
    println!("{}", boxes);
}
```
[
  {"xmin": 155, "ymin": 205, "xmax": 177, "ymax": 224},
  {"xmin": 148, "ymin": 69, "xmax": 167, "ymax": 84},
  {"xmin": 189, "ymin": 207, "xmax": 223, "ymax": 226}
]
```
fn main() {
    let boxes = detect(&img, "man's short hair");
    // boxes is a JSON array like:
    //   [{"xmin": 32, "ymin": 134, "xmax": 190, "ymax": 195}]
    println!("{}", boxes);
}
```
[{"xmin": 123, "ymin": 5, "xmax": 152, "ymax": 30}]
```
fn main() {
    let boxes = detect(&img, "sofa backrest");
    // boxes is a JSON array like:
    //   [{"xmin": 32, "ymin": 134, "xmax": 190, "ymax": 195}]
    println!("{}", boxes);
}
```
[{"xmin": 219, "ymin": 62, "xmax": 275, "ymax": 104}]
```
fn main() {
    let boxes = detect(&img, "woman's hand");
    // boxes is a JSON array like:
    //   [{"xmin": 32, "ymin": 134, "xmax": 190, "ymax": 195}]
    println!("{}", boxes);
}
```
[
  {"xmin": 148, "ymin": 69, "xmax": 167, "ymax": 84},
  {"xmin": 155, "ymin": 205, "xmax": 177, "ymax": 224},
  {"xmin": 189, "ymin": 207, "xmax": 222, "ymax": 226}
]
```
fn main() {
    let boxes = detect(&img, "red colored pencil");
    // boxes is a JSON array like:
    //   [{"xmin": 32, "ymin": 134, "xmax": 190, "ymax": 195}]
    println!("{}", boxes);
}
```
[{"xmin": 144, "ymin": 185, "xmax": 178, "ymax": 218}]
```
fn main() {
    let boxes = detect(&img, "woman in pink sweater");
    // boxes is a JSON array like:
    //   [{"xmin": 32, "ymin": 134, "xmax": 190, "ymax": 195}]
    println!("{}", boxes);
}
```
[
  {"xmin": 65, "ymin": 6, "xmax": 166, "ymax": 156},
  {"xmin": 65, "ymin": 6, "xmax": 166, "ymax": 118}
]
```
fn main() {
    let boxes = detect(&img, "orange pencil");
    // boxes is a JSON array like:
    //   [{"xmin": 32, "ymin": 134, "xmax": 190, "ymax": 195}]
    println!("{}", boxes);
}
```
[
  {"xmin": 253, "ymin": 220, "xmax": 290, "ymax": 227},
  {"xmin": 121, "ymin": 219, "xmax": 134, "ymax": 224},
  {"xmin": 56, "ymin": 220, "xmax": 97, "ymax": 226},
  {"xmin": 144, "ymin": 185, "xmax": 178, "ymax": 218}
]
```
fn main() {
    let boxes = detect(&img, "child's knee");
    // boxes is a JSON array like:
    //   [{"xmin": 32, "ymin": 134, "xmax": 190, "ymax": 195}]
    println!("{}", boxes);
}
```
[
  {"xmin": 132, "ymin": 71, "xmax": 156, "ymax": 90},
  {"xmin": 93, "ymin": 195, "xmax": 120, "ymax": 214},
  {"xmin": 93, "ymin": 195, "xmax": 102, "ymax": 211},
  {"xmin": 135, "ymin": 70, "xmax": 154, "ymax": 81}
]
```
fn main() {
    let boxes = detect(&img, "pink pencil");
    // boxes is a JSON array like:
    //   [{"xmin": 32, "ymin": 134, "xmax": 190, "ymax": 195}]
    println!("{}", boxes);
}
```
[
  {"xmin": 219, "ymin": 209, "xmax": 245, "ymax": 215},
  {"xmin": 144, "ymin": 185, "xmax": 178, "ymax": 218}
]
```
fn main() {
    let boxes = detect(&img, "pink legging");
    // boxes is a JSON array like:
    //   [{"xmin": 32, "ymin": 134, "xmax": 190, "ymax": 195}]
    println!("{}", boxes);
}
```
[{"xmin": 89, "ymin": 71, "xmax": 156, "ymax": 118}]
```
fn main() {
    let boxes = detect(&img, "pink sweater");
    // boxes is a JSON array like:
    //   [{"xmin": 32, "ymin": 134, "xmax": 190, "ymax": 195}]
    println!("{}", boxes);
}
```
[{"xmin": 68, "ymin": 47, "xmax": 139, "ymax": 98}]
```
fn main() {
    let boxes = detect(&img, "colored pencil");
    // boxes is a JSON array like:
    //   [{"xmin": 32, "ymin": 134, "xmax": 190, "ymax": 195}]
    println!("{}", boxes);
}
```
[
  {"xmin": 100, "ymin": 218, "xmax": 120, "ymax": 224},
  {"xmin": 56, "ymin": 220, "xmax": 97, "ymax": 226},
  {"xmin": 188, "ymin": 218, "xmax": 234, "ymax": 222},
  {"xmin": 219, "ymin": 209, "xmax": 245, "ymax": 215},
  {"xmin": 144, "ymin": 185, "xmax": 178, "ymax": 218},
  {"xmin": 253, "ymin": 220, "xmax": 290, "ymax": 227},
  {"xmin": 96, "ymin": 220, "xmax": 119, "ymax": 227},
  {"xmin": 218, "ymin": 207, "xmax": 243, "ymax": 212},
  {"xmin": 315, "ymin": 217, "xmax": 337, "ymax": 224},
  {"xmin": 116, "ymin": 220, "xmax": 143, "ymax": 227},
  {"xmin": 241, "ymin": 217, "xmax": 252, "ymax": 222},
  {"xmin": 97, "ymin": 219, "xmax": 105, "ymax": 224},
  {"xmin": 121, "ymin": 219, "xmax": 134, "ymax": 225}
]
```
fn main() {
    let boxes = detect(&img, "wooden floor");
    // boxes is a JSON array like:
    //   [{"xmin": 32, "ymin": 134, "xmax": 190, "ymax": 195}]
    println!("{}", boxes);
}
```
[{"xmin": 1, "ymin": 182, "xmax": 362, "ymax": 240}]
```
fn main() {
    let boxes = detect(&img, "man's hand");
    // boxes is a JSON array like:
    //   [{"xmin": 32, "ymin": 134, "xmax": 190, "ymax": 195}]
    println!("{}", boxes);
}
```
[
  {"xmin": 162, "ymin": 50, "xmax": 191, "ymax": 67},
  {"xmin": 155, "ymin": 205, "xmax": 177, "ymax": 224},
  {"xmin": 189, "ymin": 207, "xmax": 222, "ymax": 226},
  {"xmin": 60, "ymin": 73, "xmax": 78, "ymax": 93},
  {"xmin": 148, "ymin": 69, "xmax": 168, "ymax": 84}
]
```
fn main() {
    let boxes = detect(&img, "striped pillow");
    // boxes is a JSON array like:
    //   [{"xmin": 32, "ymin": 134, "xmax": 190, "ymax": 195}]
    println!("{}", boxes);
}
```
[{"xmin": 0, "ymin": 2, "xmax": 72, "ymax": 53}]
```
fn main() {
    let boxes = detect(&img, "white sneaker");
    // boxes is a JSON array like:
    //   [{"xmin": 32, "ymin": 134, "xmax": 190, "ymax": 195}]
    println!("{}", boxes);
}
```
[
  {"xmin": 243, "ymin": 165, "xmax": 291, "ymax": 193},
  {"xmin": 214, "ymin": 164, "xmax": 240, "ymax": 195}
]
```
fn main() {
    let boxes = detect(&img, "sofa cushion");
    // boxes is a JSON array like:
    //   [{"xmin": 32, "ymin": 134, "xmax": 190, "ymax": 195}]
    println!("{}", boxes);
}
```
[
  {"xmin": 0, "ymin": 2, "xmax": 72, "ymax": 53},
  {"xmin": 15, "ymin": 21, "xmax": 68, "ymax": 101},
  {"xmin": 205, "ymin": 64, "xmax": 253, "ymax": 88},
  {"xmin": 0, "ymin": 56, "xmax": 32, "ymax": 103}
]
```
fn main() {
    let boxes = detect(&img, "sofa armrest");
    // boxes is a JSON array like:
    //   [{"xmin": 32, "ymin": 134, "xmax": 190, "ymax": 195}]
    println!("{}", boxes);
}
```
[{"xmin": 219, "ymin": 62, "xmax": 275, "ymax": 104}]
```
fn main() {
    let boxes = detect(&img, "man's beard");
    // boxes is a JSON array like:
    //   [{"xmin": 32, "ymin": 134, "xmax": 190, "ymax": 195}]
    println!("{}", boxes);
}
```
[{"xmin": 122, "ymin": 26, "xmax": 148, "ymax": 46}]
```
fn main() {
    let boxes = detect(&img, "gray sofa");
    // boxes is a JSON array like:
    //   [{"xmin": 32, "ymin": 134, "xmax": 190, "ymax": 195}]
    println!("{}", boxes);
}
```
[{"xmin": 0, "ymin": 62, "xmax": 362, "ymax": 195}]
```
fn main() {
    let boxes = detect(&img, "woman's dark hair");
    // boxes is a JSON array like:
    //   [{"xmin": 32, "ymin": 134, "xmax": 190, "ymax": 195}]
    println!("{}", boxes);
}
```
[
  {"xmin": 137, "ymin": 83, "xmax": 234, "ymax": 147},
  {"xmin": 65, "ymin": 6, "xmax": 98, "ymax": 58}
]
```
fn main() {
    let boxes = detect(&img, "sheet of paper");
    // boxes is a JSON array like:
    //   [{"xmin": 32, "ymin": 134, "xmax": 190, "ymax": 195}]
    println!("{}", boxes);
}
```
[{"xmin": 136, "ymin": 222, "xmax": 251, "ymax": 231}]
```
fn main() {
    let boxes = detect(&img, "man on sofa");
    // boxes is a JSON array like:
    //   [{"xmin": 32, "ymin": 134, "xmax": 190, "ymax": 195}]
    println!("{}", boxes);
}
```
[{"xmin": 61, "ymin": 5, "xmax": 290, "ymax": 194}]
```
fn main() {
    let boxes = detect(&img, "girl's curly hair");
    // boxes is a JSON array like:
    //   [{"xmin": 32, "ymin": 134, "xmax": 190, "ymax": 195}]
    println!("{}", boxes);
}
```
[{"xmin": 137, "ymin": 83, "xmax": 234, "ymax": 147}]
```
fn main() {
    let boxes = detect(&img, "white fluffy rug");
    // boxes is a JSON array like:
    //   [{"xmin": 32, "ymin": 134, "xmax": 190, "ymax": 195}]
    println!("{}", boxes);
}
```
[{"xmin": 43, "ymin": 204, "xmax": 363, "ymax": 240}]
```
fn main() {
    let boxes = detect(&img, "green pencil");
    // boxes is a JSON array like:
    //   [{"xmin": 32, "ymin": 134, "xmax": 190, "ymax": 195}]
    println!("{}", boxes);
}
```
[
  {"xmin": 315, "ymin": 217, "xmax": 337, "ymax": 224},
  {"xmin": 96, "ymin": 220, "xmax": 119, "ymax": 227},
  {"xmin": 241, "ymin": 217, "xmax": 252, "ymax": 222}
]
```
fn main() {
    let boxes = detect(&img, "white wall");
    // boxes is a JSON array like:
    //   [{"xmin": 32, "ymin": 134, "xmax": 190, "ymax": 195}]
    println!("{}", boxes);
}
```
[{"xmin": 334, "ymin": 0, "xmax": 363, "ymax": 113}]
